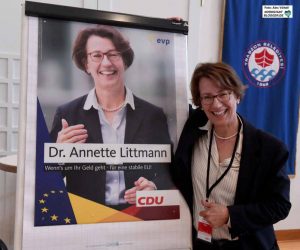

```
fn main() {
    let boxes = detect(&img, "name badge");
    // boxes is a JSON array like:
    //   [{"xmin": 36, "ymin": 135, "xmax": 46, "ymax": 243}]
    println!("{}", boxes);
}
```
[{"xmin": 197, "ymin": 215, "xmax": 212, "ymax": 242}]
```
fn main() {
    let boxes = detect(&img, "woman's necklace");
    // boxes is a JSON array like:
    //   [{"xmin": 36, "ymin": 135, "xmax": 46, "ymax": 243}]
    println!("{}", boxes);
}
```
[
  {"xmin": 100, "ymin": 101, "xmax": 125, "ymax": 112},
  {"xmin": 213, "ymin": 131, "xmax": 238, "ymax": 140}
]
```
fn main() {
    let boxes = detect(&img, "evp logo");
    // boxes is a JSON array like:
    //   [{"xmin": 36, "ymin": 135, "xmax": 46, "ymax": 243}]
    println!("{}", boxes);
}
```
[
  {"xmin": 136, "ymin": 190, "xmax": 179, "ymax": 207},
  {"xmin": 148, "ymin": 34, "xmax": 171, "ymax": 46},
  {"xmin": 156, "ymin": 38, "xmax": 170, "ymax": 46}
]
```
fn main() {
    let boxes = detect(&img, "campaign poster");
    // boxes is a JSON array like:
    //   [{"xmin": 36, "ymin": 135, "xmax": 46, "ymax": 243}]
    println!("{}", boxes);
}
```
[
  {"xmin": 33, "ymin": 18, "xmax": 184, "ymax": 226},
  {"xmin": 18, "ymin": 3, "xmax": 191, "ymax": 249}
]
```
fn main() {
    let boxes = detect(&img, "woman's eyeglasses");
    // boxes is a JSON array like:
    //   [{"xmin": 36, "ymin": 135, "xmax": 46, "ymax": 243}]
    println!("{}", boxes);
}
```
[
  {"xmin": 87, "ymin": 50, "xmax": 122, "ymax": 63},
  {"xmin": 200, "ymin": 91, "xmax": 232, "ymax": 105}
]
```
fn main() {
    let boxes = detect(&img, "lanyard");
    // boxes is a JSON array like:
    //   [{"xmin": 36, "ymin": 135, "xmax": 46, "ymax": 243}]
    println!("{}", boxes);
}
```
[{"xmin": 205, "ymin": 120, "xmax": 241, "ymax": 200}]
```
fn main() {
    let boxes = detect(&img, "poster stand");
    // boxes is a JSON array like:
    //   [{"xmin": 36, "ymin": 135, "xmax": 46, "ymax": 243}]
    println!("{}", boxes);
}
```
[{"xmin": 15, "ymin": 2, "xmax": 191, "ymax": 249}]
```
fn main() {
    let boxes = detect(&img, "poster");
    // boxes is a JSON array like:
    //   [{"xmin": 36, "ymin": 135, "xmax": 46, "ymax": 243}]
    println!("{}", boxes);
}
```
[
  {"xmin": 35, "ymin": 18, "xmax": 181, "ymax": 226},
  {"xmin": 17, "ymin": 2, "xmax": 191, "ymax": 250}
]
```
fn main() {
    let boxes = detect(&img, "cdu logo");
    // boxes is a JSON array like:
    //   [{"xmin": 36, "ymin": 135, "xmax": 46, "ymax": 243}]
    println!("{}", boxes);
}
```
[
  {"xmin": 136, "ymin": 190, "xmax": 179, "ymax": 207},
  {"xmin": 137, "ymin": 196, "xmax": 164, "ymax": 206},
  {"xmin": 243, "ymin": 41, "xmax": 286, "ymax": 88}
]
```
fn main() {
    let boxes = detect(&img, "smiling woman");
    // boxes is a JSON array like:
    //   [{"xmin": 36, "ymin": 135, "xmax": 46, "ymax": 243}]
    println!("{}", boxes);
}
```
[
  {"xmin": 70, "ymin": 26, "xmax": 134, "ymax": 118},
  {"xmin": 49, "ymin": 25, "xmax": 172, "ymax": 209},
  {"xmin": 172, "ymin": 62, "xmax": 291, "ymax": 250}
]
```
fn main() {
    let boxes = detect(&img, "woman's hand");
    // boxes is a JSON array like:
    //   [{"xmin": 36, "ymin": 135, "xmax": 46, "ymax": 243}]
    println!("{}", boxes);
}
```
[
  {"xmin": 56, "ymin": 119, "xmax": 88, "ymax": 143},
  {"xmin": 124, "ymin": 177, "xmax": 157, "ymax": 204},
  {"xmin": 199, "ymin": 200, "xmax": 229, "ymax": 228},
  {"xmin": 167, "ymin": 17, "xmax": 183, "ymax": 22}
]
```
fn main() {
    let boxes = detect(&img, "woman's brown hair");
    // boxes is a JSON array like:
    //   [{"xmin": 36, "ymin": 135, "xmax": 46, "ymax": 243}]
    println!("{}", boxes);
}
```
[
  {"xmin": 190, "ymin": 62, "xmax": 247, "ymax": 107},
  {"xmin": 72, "ymin": 25, "xmax": 134, "ymax": 73}
]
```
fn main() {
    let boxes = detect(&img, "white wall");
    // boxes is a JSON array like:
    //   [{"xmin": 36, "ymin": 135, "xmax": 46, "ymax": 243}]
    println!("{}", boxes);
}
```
[
  {"xmin": 26, "ymin": 0, "xmax": 84, "ymax": 7},
  {"xmin": 103, "ymin": 0, "xmax": 188, "ymax": 18},
  {"xmin": 0, "ymin": 1, "xmax": 22, "ymax": 54}
]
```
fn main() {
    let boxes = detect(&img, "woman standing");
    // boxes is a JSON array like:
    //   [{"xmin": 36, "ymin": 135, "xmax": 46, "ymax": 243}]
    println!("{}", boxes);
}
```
[{"xmin": 172, "ymin": 62, "xmax": 291, "ymax": 249}]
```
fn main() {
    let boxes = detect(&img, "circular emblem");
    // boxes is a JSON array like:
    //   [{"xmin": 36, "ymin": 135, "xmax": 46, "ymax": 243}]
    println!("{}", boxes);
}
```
[{"xmin": 243, "ymin": 41, "xmax": 286, "ymax": 88}]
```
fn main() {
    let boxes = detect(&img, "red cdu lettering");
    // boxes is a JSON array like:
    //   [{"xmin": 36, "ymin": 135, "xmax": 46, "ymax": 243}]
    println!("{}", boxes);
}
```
[
  {"xmin": 138, "ymin": 197, "xmax": 146, "ymax": 205},
  {"xmin": 137, "ymin": 196, "xmax": 164, "ymax": 206},
  {"xmin": 155, "ymin": 196, "xmax": 164, "ymax": 205},
  {"xmin": 146, "ymin": 197, "xmax": 155, "ymax": 205}
]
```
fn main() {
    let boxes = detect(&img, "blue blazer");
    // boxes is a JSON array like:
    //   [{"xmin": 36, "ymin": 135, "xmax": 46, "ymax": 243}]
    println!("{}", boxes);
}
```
[
  {"xmin": 172, "ymin": 108, "xmax": 291, "ymax": 250},
  {"xmin": 50, "ymin": 94, "xmax": 172, "ymax": 206}
]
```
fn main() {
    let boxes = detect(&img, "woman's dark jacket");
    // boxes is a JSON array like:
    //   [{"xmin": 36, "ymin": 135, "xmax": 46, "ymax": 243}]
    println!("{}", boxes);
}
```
[{"xmin": 172, "ymin": 108, "xmax": 291, "ymax": 250}]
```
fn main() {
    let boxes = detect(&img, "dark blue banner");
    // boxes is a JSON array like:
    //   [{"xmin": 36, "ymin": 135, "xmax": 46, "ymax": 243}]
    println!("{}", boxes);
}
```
[{"xmin": 222, "ymin": 0, "xmax": 300, "ymax": 174}]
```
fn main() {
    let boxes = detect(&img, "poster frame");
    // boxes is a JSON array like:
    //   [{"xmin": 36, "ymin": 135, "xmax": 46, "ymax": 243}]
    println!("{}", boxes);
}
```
[{"xmin": 25, "ymin": 1, "xmax": 188, "ymax": 35}]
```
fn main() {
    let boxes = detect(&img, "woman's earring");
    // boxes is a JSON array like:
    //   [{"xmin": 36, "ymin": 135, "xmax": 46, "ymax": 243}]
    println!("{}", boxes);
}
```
[{"xmin": 237, "ymin": 99, "xmax": 240, "ymax": 104}]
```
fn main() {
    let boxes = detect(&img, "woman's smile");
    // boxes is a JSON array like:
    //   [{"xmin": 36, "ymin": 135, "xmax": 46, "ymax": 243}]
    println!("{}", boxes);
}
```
[
  {"xmin": 211, "ymin": 109, "xmax": 227, "ymax": 117},
  {"xmin": 85, "ymin": 35, "xmax": 126, "ymax": 89},
  {"xmin": 98, "ymin": 69, "xmax": 117, "ymax": 76}
]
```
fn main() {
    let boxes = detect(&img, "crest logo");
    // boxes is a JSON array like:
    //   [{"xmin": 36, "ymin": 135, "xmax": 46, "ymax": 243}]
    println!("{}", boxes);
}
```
[{"xmin": 243, "ymin": 41, "xmax": 286, "ymax": 87}]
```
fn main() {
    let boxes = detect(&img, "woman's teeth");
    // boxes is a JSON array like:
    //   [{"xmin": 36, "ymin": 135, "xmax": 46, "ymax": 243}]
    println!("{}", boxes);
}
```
[
  {"xmin": 213, "ymin": 110, "xmax": 225, "ymax": 116},
  {"xmin": 100, "ymin": 70, "xmax": 115, "ymax": 75}
]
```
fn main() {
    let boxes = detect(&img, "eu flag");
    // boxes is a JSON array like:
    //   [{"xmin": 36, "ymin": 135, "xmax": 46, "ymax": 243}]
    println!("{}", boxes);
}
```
[
  {"xmin": 35, "ymin": 99, "xmax": 77, "ymax": 226},
  {"xmin": 222, "ymin": 0, "xmax": 300, "ymax": 174}
]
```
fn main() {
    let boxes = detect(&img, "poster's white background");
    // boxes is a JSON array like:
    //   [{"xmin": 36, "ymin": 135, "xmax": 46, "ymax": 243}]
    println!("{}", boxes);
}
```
[{"xmin": 0, "ymin": 0, "xmax": 299, "ymax": 249}]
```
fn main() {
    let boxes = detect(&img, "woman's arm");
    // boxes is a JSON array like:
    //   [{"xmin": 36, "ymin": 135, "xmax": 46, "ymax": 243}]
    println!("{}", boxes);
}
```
[{"xmin": 228, "ymin": 141, "xmax": 291, "ymax": 238}]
